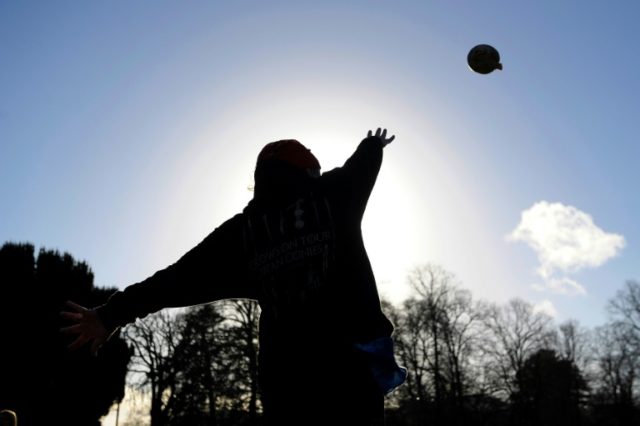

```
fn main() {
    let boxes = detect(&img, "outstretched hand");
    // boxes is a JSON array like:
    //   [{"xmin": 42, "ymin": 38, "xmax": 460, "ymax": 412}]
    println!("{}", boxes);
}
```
[
  {"xmin": 60, "ymin": 300, "xmax": 109, "ymax": 356},
  {"xmin": 368, "ymin": 128, "xmax": 395, "ymax": 147}
]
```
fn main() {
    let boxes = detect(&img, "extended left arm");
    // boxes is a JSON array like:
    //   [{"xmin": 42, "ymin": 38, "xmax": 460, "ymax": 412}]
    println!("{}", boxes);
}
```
[{"xmin": 61, "ymin": 214, "xmax": 254, "ymax": 354}]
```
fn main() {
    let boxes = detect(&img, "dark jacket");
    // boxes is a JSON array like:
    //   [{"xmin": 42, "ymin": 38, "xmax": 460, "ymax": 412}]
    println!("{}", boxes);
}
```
[{"xmin": 96, "ymin": 135, "xmax": 394, "ymax": 385}]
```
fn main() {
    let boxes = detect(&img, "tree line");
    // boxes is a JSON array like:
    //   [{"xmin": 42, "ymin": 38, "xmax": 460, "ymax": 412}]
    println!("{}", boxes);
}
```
[
  {"xmin": 116, "ymin": 266, "xmax": 640, "ymax": 426},
  {"xmin": 382, "ymin": 265, "xmax": 640, "ymax": 426},
  {"xmin": 0, "ymin": 242, "xmax": 131, "ymax": 426},
  {"xmin": 1, "ymin": 242, "xmax": 639, "ymax": 425}
]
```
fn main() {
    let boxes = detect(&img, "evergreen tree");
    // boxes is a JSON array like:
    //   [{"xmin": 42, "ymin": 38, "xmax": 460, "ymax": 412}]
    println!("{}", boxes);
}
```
[{"xmin": 0, "ymin": 242, "xmax": 131, "ymax": 426}]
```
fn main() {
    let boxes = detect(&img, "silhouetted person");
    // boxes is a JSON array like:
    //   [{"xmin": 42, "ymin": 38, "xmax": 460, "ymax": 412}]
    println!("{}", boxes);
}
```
[{"xmin": 61, "ymin": 128, "xmax": 406, "ymax": 425}]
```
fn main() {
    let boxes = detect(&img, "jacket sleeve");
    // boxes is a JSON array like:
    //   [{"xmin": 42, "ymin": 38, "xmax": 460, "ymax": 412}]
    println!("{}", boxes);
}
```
[
  {"xmin": 96, "ymin": 214, "xmax": 254, "ymax": 332},
  {"xmin": 321, "ymin": 136, "xmax": 384, "ymax": 219}
]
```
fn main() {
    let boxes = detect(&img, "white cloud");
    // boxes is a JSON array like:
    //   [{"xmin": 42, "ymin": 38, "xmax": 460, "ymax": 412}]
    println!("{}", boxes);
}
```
[
  {"xmin": 533, "ymin": 299, "xmax": 558, "ymax": 318},
  {"xmin": 508, "ymin": 201, "xmax": 625, "ymax": 295},
  {"xmin": 532, "ymin": 277, "xmax": 586, "ymax": 296}
]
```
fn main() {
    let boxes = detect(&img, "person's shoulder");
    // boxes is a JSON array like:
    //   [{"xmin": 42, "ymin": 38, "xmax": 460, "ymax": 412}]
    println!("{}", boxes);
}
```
[
  {"xmin": 211, "ymin": 213, "xmax": 246, "ymax": 236},
  {"xmin": 317, "ymin": 167, "xmax": 342, "ymax": 189},
  {"xmin": 317, "ymin": 167, "xmax": 351, "ymax": 194},
  {"xmin": 201, "ymin": 213, "xmax": 247, "ymax": 253},
  {"xmin": 224, "ymin": 212, "xmax": 246, "ymax": 226}
]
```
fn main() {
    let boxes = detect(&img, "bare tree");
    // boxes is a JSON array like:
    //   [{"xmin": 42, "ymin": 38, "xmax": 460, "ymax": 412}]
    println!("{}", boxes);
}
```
[
  {"xmin": 608, "ymin": 280, "xmax": 640, "ymax": 346},
  {"xmin": 394, "ymin": 294, "xmax": 434, "ymax": 404},
  {"xmin": 392, "ymin": 264, "xmax": 484, "ymax": 424},
  {"xmin": 406, "ymin": 264, "xmax": 456, "ymax": 411},
  {"xmin": 123, "ymin": 310, "xmax": 181, "ymax": 426},
  {"xmin": 592, "ymin": 322, "xmax": 639, "ymax": 407},
  {"xmin": 221, "ymin": 299, "xmax": 261, "ymax": 423},
  {"xmin": 557, "ymin": 319, "xmax": 592, "ymax": 372},
  {"xmin": 587, "ymin": 280, "xmax": 640, "ymax": 414},
  {"xmin": 438, "ymin": 284, "xmax": 485, "ymax": 407},
  {"xmin": 481, "ymin": 298, "xmax": 555, "ymax": 399}
]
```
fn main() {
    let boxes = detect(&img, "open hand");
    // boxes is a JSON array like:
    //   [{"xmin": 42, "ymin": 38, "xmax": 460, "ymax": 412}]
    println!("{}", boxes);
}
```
[
  {"xmin": 60, "ymin": 300, "xmax": 109, "ymax": 356},
  {"xmin": 367, "ymin": 128, "xmax": 395, "ymax": 147}
]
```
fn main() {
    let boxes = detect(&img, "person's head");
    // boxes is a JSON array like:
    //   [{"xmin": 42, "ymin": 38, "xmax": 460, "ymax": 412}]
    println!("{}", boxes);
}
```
[
  {"xmin": 0, "ymin": 410, "xmax": 17, "ymax": 426},
  {"xmin": 253, "ymin": 139, "xmax": 321, "ymax": 200}
]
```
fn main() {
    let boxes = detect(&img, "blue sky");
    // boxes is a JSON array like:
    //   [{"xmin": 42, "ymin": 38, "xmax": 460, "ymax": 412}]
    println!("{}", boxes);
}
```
[{"xmin": 2, "ymin": 1, "xmax": 638, "ymax": 332}]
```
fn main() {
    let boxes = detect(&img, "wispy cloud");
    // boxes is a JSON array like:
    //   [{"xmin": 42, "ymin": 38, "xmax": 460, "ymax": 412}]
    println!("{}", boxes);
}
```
[
  {"xmin": 508, "ymin": 201, "xmax": 625, "ymax": 295},
  {"xmin": 533, "ymin": 299, "xmax": 557, "ymax": 318},
  {"xmin": 532, "ymin": 277, "xmax": 586, "ymax": 296}
]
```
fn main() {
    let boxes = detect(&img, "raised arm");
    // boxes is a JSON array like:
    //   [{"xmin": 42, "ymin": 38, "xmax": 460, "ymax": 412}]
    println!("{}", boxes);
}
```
[
  {"xmin": 322, "ymin": 127, "xmax": 395, "ymax": 218},
  {"xmin": 60, "ymin": 214, "xmax": 254, "ymax": 355}
]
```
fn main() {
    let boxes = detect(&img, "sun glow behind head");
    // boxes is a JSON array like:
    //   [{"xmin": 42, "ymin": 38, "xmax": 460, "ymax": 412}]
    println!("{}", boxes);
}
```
[
  {"xmin": 156, "ymin": 81, "xmax": 440, "ymax": 300},
  {"xmin": 130, "ymin": 71, "xmax": 513, "ymax": 304}
]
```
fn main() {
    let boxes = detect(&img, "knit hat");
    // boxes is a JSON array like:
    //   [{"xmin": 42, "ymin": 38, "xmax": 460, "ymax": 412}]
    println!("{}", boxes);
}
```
[{"xmin": 257, "ymin": 139, "xmax": 321, "ymax": 171}]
